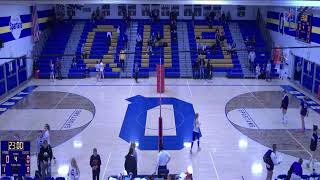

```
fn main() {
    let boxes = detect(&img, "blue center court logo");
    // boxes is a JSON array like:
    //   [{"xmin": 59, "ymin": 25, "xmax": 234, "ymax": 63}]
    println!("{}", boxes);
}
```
[{"xmin": 119, "ymin": 95, "xmax": 195, "ymax": 150}]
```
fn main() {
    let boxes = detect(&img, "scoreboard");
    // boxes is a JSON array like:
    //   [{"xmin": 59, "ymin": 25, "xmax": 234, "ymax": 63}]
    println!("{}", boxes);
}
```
[
  {"xmin": 1, "ymin": 141, "xmax": 30, "ymax": 176},
  {"xmin": 296, "ymin": 13, "xmax": 313, "ymax": 43}
]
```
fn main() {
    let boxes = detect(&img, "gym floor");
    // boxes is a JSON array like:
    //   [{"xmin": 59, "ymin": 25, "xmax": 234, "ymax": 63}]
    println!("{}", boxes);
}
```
[{"xmin": 1, "ymin": 77, "xmax": 319, "ymax": 180}]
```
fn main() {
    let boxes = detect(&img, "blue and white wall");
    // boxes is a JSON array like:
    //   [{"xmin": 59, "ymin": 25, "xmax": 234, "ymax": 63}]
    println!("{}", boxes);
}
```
[
  {"xmin": 260, "ymin": 7, "xmax": 320, "ymax": 93},
  {"xmin": 0, "ymin": 5, "xmax": 53, "ymax": 78}
]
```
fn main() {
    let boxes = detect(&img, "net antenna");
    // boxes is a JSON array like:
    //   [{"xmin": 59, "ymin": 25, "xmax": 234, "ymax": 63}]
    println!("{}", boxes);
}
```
[{"xmin": 158, "ymin": 46, "xmax": 163, "ymax": 151}]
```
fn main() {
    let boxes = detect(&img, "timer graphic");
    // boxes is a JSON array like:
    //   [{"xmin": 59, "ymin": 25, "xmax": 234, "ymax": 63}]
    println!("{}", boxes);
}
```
[{"xmin": 1, "ymin": 141, "xmax": 30, "ymax": 176}]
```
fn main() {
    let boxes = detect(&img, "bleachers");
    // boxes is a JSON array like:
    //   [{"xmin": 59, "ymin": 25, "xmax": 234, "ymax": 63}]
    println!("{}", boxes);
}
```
[
  {"xmin": 133, "ymin": 20, "xmax": 180, "ymax": 78},
  {"xmin": 38, "ymin": 23, "xmax": 74, "ymax": 78},
  {"xmin": 187, "ymin": 20, "xmax": 242, "ymax": 77},
  {"xmin": 238, "ymin": 20, "xmax": 278, "ymax": 77},
  {"xmin": 70, "ymin": 20, "xmax": 127, "ymax": 78}
]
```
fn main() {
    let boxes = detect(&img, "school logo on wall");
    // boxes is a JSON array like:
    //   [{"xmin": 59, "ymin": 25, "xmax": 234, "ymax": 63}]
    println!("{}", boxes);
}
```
[
  {"xmin": 9, "ymin": 15, "xmax": 23, "ymax": 40},
  {"xmin": 119, "ymin": 95, "xmax": 195, "ymax": 150}
]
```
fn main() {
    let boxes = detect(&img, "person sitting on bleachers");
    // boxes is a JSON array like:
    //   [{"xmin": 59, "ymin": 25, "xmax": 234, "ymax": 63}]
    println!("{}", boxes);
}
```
[
  {"xmin": 136, "ymin": 33, "xmax": 142, "ymax": 46},
  {"xmin": 172, "ymin": 30, "xmax": 177, "ymax": 42},
  {"xmin": 215, "ymin": 29, "xmax": 221, "ymax": 47},
  {"xmin": 120, "ymin": 49, "xmax": 126, "ymax": 71},
  {"xmin": 151, "ymin": 33, "xmax": 156, "ymax": 46},
  {"xmin": 156, "ymin": 32, "xmax": 161, "ymax": 42},
  {"xmin": 220, "ymin": 31, "xmax": 225, "ymax": 42},
  {"xmin": 147, "ymin": 40, "xmax": 153, "ymax": 55}
]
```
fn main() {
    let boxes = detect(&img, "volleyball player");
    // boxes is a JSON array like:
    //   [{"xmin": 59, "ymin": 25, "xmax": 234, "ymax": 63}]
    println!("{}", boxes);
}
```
[
  {"xmin": 300, "ymin": 97, "xmax": 308, "ymax": 132},
  {"xmin": 190, "ymin": 113, "xmax": 201, "ymax": 153},
  {"xmin": 307, "ymin": 125, "xmax": 318, "ymax": 169},
  {"xmin": 280, "ymin": 91, "xmax": 289, "ymax": 124}
]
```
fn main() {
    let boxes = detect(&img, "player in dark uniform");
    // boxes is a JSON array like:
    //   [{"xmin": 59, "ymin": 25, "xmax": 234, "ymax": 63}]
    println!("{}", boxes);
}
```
[
  {"xmin": 280, "ymin": 91, "xmax": 289, "ymax": 124},
  {"xmin": 300, "ymin": 97, "xmax": 308, "ymax": 132},
  {"xmin": 307, "ymin": 125, "xmax": 319, "ymax": 169}
]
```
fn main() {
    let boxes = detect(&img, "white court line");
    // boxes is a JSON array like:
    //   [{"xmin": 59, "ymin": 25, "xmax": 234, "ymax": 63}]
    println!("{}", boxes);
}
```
[
  {"xmin": 128, "ymin": 82, "xmax": 134, "ymax": 97},
  {"xmin": 209, "ymin": 151, "xmax": 220, "ymax": 180},
  {"xmin": 102, "ymin": 152, "xmax": 112, "ymax": 180},
  {"xmin": 280, "ymin": 149, "xmax": 308, "ymax": 152},
  {"xmin": 240, "ymin": 81, "xmax": 266, "ymax": 108},
  {"xmin": 187, "ymin": 80, "xmax": 193, "ymax": 97},
  {"xmin": 286, "ymin": 130, "xmax": 312, "ymax": 157}
]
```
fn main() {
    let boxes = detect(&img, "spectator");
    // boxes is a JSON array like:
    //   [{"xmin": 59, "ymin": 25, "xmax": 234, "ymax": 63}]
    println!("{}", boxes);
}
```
[
  {"xmin": 155, "ymin": 144, "xmax": 171, "ymax": 177},
  {"xmin": 308, "ymin": 125, "xmax": 318, "ymax": 169},
  {"xmin": 91, "ymin": 12, "xmax": 95, "ymax": 23},
  {"xmin": 36, "ymin": 130, "xmax": 43, "ymax": 172},
  {"xmin": 39, "ymin": 140, "xmax": 53, "ymax": 178},
  {"xmin": 90, "ymin": 148, "xmax": 101, "ymax": 180},
  {"xmin": 72, "ymin": 56, "xmax": 77, "ymax": 68},
  {"xmin": 134, "ymin": 63, "xmax": 139, "ymax": 83},
  {"xmin": 300, "ymin": 97, "xmax": 308, "ymax": 132},
  {"xmin": 96, "ymin": 7, "xmax": 100, "ymax": 20},
  {"xmin": 199, "ymin": 58, "xmax": 205, "ymax": 79},
  {"xmin": 248, "ymin": 50, "xmax": 256, "ymax": 72},
  {"xmin": 147, "ymin": 39, "xmax": 152, "ymax": 55},
  {"xmin": 190, "ymin": 113, "xmax": 201, "ymax": 153},
  {"xmin": 231, "ymin": 42, "xmax": 236, "ymax": 56},
  {"xmin": 68, "ymin": 158, "xmax": 80, "ymax": 180},
  {"xmin": 255, "ymin": 64, "xmax": 261, "ymax": 79},
  {"xmin": 117, "ymin": 26, "xmax": 121, "ymax": 38},
  {"xmin": 215, "ymin": 29, "xmax": 221, "ymax": 48},
  {"xmin": 120, "ymin": 49, "xmax": 126, "ymax": 71},
  {"xmin": 136, "ymin": 33, "xmax": 142, "ymax": 46},
  {"xmin": 156, "ymin": 32, "xmax": 161, "ymax": 41},
  {"xmin": 107, "ymin": 34, "xmax": 111, "ymax": 46},
  {"xmin": 206, "ymin": 60, "xmax": 212, "ymax": 79},
  {"xmin": 221, "ymin": 11, "xmax": 226, "ymax": 24},
  {"xmin": 280, "ymin": 90, "xmax": 289, "ymax": 124},
  {"xmin": 55, "ymin": 58, "xmax": 62, "ymax": 80},
  {"xmin": 99, "ymin": 60, "xmax": 104, "ymax": 79},
  {"xmin": 226, "ymin": 11, "xmax": 231, "ymax": 23},
  {"xmin": 193, "ymin": 59, "xmax": 199, "ymax": 79},
  {"xmin": 50, "ymin": 60, "xmax": 55, "ymax": 82},
  {"xmin": 172, "ymin": 30, "xmax": 177, "ymax": 42},
  {"xmin": 123, "ymin": 32, "xmax": 128, "ymax": 49},
  {"xmin": 125, "ymin": 147, "xmax": 137, "ymax": 177},
  {"xmin": 264, "ymin": 144, "xmax": 281, "ymax": 180},
  {"xmin": 220, "ymin": 31, "xmax": 225, "ymax": 42},
  {"xmin": 95, "ymin": 61, "xmax": 100, "ymax": 81},
  {"xmin": 191, "ymin": 12, "xmax": 195, "ymax": 26},
  {"xmin": 287, "ymin": 158, "xmax": 303, "ymax": 180},
  {"xmin": 266, "ymin": 61, "xmax": 272, "ymax": 81}
]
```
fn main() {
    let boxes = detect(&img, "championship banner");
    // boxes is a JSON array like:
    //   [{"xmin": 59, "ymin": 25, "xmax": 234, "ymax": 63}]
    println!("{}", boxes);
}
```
[{"xmin": 31, "ymin": 5, "xmax": 40, "ymax": 43}]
